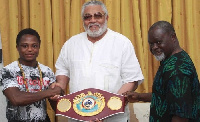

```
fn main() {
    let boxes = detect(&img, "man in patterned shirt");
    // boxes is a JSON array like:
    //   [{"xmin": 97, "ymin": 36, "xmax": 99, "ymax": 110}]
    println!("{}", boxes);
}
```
[
  {"xmin": 0, "ymin": 28, "xmax": 63, "ymax": 122},
  {"xmin": 124, "ymin": 21, "xmax": 200, "ymax": 122}
]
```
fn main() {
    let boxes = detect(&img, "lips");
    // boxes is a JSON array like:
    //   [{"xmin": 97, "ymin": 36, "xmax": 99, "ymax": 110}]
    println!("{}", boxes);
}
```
[
  {"xmin": 152, "ymin": 49, "xmax": 163, "ymax": 56},
  {"xmin": 88, "ymin": 23, "xmax": 100, "ymax": 30},
  {"xmin": 90, "ymin": 25, "xmax": 99, "ymax": 28},
  {"xmin": 154, "ymin": 52, "xmax": 162, "ymax": 56},
  {"xmin": 25, "ymin": 54, "xmax": 35, "ymax": 57},
  {"xmin": 89, "ymin": 26, "xmax": 99, "ymax": 31},
  {"xmin": 89, "ymin": 23, "xmax": 100, "ymax": 27}
]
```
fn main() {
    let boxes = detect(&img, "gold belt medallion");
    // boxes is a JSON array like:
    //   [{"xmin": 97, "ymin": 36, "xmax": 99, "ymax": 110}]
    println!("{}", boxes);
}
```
[
  {"xmin": 73, "ymin": 91, "xmax": 105, "ymax": 116},
  {"xmin": 57, "ymin": 98, "xmax": 71, "ymax": 112}
]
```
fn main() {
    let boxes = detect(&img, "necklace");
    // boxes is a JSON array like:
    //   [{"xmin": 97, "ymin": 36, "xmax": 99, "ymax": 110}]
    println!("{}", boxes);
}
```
[{"xmin": 18, "ymin": 60, "xmax": 43, "ymax": 92}]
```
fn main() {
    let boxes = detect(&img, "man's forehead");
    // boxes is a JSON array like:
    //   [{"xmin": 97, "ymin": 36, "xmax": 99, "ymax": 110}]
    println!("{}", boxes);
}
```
[
  {"xmin": 149, "ymin": 27, "xmax": 165, "ymax": 35},
  {"xmin": 148, "ymin": 28, "xmax": 166, "ymax": 39}
]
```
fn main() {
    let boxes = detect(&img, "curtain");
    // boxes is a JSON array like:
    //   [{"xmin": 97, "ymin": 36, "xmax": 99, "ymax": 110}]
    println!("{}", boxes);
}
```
[{"xmin": 0, "ymin": 0, "xmax": 200, "ymax": 121}]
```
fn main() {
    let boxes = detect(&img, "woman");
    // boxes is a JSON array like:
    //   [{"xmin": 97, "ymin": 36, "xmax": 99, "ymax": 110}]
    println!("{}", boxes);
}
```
[{"xmin": 0, "ymin": 28, "xmax": 62, "ymax": 122}]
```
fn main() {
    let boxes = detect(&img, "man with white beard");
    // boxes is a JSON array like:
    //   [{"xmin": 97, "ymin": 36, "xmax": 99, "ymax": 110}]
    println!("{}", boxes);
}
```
[
  {"xmin": 123, "ymin": 21, "xmax": 200, "ymax": 122},
  {"xmin": 53, "ymin": 0, "xmax": 144, "ymax": 122}
]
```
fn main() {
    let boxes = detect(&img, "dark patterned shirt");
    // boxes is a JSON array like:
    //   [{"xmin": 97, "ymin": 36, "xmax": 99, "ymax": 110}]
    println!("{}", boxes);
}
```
[
  {"xmin": 150, "ymin": 51, "xmax": 200, "ymax": 122},
  {"xmin": 0, "ymin": 61, "xmax": 55, "ymax": 122}
]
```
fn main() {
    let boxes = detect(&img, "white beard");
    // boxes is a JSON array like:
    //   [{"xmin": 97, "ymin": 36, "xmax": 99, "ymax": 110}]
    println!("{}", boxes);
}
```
[
  {"xmin": 84, "ymin": 20, "xmax": 107, "ymax": 37},
  {"xmin": 154, "ymin": 53, "xmax": 166, "ymax": 61}
]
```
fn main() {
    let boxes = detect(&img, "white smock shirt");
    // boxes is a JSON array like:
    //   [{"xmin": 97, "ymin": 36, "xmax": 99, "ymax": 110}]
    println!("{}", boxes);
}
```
[{"xmin": 55, "ymin": 28, "xmax": 144, "ymax": 122}]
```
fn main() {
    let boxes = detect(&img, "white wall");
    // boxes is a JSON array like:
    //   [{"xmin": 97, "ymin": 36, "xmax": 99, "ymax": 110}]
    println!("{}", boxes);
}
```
[{"xmin": 0, "ymin": 32, "xmax": 7, "ymax": 122}]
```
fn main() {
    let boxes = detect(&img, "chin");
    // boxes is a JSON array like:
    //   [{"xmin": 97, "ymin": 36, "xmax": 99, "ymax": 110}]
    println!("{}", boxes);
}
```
[
  {"xmin": 24, "ymin": 58, "xmax": 37, "ymax": 62},
  {"xmin": 154, "ymin": 53, "xmax": 166, "ymax": 61}
]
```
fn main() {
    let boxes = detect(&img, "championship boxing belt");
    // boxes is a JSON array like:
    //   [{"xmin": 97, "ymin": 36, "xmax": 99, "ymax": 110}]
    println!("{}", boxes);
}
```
[{"xmin": 56, "ymin": 88, "xmax": 126, "ymax": 121}]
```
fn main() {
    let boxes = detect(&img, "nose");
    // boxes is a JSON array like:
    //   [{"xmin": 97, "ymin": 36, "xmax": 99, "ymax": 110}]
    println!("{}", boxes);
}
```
[
  {"xmin": 150, "ymin": 43, "xmax": 159, "ymax": 50},
  {"xmin": 27, "ymin": 46, "xmax": 33, "ymax": 51},
  {"xmin": 89, "ymin": 16, "xmax": 97, "ymax": 22}
]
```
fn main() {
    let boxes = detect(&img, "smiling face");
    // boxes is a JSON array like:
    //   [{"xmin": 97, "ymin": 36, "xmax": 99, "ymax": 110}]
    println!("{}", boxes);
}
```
[
  {"xmin": 148, "ymin": 27, "xmax": 175, "ymax": 61},
  {"xmin": 83, "ymin": 5, "xmax": 108, "ymax": 38},
  {"xmin": 17, "ymin": 34, "xmax": 40, "ymax": 65}
]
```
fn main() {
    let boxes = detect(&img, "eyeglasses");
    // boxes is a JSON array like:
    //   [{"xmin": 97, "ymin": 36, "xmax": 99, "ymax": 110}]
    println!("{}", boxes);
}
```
[{"xmin": 83, "ymin": 12, "xmax": 106, "ymax": 21}]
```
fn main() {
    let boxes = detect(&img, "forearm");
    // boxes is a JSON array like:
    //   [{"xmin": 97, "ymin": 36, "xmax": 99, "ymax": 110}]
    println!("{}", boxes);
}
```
[
  {"xmin": 171, "ymin": 115, "xmax": 188, "ymax": 122},
  {"xmin": 18, "ymin": 90, "xmax": 52, "ymax": 105},
  {"xmin": 56, "ymin": 75, "xmax": 69, "ymax": 90},
  {"xmin": 138, "ymin": 93, "xmax": 152, "ymax": 102},
  {"xmin": 4, "ymin": 86, "xmax": 62, "ymax": 106},
  {"xmin": 4, "ymin": 89, "xmax": 52, "ymax": 106},
  {"xmin": 117, "ymin": 81, "xmax": 138, "ymax": 95}
]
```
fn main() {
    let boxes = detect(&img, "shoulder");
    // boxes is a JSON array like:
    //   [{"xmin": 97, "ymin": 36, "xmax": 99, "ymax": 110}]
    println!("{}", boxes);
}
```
[
  {"xmin": 3, "ymin": 61, "xmax": 19, "ymax": 71},
  {"xmin": 59, "ymin": 32, "xmax": 87, "ymax": 54},
  {"xmin": 175, "ymin": 51, "xmax": 194, "ymax": 68},
  {"xmin": 105, "ymin": 29, "xmax": 134, "ymax": 51},
  {"xmin": 1, "ymin": 61, "xmax": 19, "ymax": 82},
  {"xmin": 38, "ymin": 62, "xmax": 53, "ymax": 73},
  {"xmin": 71, "ymin": 32, "xmax": 87, "ymax": 39},
  {"xmin": 164, "ymin": 51, "xmax": 196, "ymax": 76},
  {"xmin": 107, "ymin": 28, "xmax": 130, "ymax": 41},
  {"xmin": 64, "ymin": 32, "xmax": 87, "ymax": 44},
  {"xmin": 105, "ymin": 29, "xmax": 133, "ymax": 48}
]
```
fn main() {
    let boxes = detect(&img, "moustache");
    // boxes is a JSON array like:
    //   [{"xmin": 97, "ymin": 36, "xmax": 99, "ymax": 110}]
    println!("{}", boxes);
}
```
[{"xmin": 88, "ymin": 23, "xmax": 101, "ymax": 28}]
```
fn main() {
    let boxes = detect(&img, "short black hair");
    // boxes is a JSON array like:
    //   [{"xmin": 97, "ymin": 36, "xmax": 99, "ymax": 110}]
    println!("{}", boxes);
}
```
[{"xmin": 16, "ymin": 28, "xmax": 41, "ymax": 46}]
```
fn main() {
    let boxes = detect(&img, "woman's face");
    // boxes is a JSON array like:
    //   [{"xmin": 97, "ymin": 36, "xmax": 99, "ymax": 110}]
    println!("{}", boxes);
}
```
[{"xmin": 17, "ymin": 34, "xmax": 40, "ymax": 64}]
